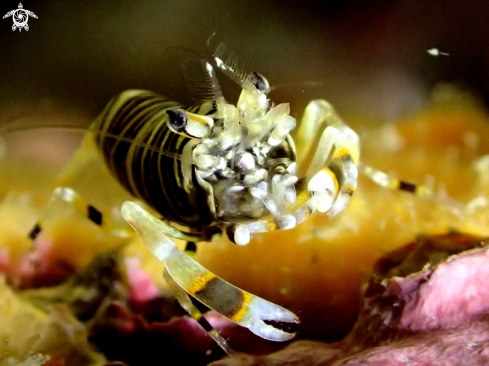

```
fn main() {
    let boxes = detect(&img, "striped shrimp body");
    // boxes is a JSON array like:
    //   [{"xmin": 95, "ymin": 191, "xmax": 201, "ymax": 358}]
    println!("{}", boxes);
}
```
[
  {"xmin": 91, "ymin": 91, "xmax": 219, "ymax": 238},
  {"xmin": 23, "ymin": 43, "xmax": 432, "ymax": 352},
  {"xmin": 94, "ymin": 72, "xmax": 359, "ymax": 247}
]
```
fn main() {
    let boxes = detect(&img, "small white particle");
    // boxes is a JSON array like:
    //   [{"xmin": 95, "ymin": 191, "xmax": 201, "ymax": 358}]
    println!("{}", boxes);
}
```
[{"xmin": 427, "ymin": 48, "xmax": 449, "ymax": 57}]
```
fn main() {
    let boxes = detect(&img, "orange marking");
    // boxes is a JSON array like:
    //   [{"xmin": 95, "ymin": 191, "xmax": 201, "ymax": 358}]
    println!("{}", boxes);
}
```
[
  {"xmin": 192, "ymin": 116, "xmax": 208, "ymax": 125},
  {"xmin": 333, "ymin": 148, "xmax": 351, "ymax": 160},
  {"xmin": 188, "ymin": 272, "xmax": 216, "ymax": 295},
  {"xmin": 325, "ymin": 168, "xmax": 339, "ymax": 195},
  {"xmin": 269, "ymin": 221, "xmax": 277, "ymax": 232},
  {"xmin": 230, "ymin": 291, "xmax": 253, "ymax": 323}
]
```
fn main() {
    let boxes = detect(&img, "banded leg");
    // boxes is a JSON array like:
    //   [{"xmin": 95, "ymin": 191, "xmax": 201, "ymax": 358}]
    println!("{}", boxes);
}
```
[
  {"xmin": 163, "ymin": 268, "xmax": 232, "ymax": 354},
  {"xmin": 24, "ymin": 131, "xmax": 137, "ymax": 245},
  {"xmin": 231, "ymin": 100, "xmax": 360, "ymax": 245},
  {"xmin": 32, "ymin": 192, "xmax": 228, "ymax": 350},
  {"xmin": 232, "ymin": 148, "xmax": 357, "ymax": 246},
  {"xmin": 294, "ymin": 99, "xmax": 361, "ymax": 174},
  {"xmin": 28, "ymin": 188, "xmax": 213, "ymax": 250},
  {"xmin": 297, "ymin": 100, "xmax": 435, "ymax": 205},
  {"xmin": 25, "ymin": 187, "xmax": 129, "ymax": 246},
  {"xmin": 296, "ymin": 100, "xmax": 433, "ymax": 204},
  {"xmin": 294, "ymin": 100, "xmax": 359, "ymax": 218},
  {"xmin": 121, "ymin": 201, "xmax": 299, "ymax": 350},
  {"xmin": 358, "ymin": 163, "xmax": 432, "ymax": 196},
  {"xmin": 297, "ymin": 100, "xmax": 432, "ymax": 197}
]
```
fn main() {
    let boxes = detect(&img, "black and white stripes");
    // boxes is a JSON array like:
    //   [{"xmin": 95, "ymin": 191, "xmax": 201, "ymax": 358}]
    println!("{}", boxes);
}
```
[{"xmin": 91, "ymin": 90, "xmax": 216, "ymax": 231}]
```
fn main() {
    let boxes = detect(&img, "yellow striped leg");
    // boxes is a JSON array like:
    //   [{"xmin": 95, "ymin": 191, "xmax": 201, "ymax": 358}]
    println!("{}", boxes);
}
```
[
  {"xmin": 121, "ymin": 201, "xmax": 299, "ymax": 347},
  {"xmin": 296, "ymin": 101, "xmax": 360, "ymax": 217},
  {"xmin": 232, "ymin": 151, "xmax": 357, "ymax": 245},
  {"xmin": 232, "ymin": 127, "xmax": 359, "ymax": 245},
  {"xmin": 297, "ymin": 100, "xmax": 431, "ymax": 198},
  {"xmin": 321, "ymin": 148, "xmax": 358, "ymax": 218},
  {"xmin": 358, "ymin": 163, "xmax": 432, "ymax": 196},
  {"xmin": 25, "ymin": 187, "xmax": 129, "ymax": 246},
  {"xmin": 295, "ymin": 100, "xmax": 361, "ymax": 177},
  {"xmin": 163, "ymin": 268, "xmax": 232, "ymax": 354}
]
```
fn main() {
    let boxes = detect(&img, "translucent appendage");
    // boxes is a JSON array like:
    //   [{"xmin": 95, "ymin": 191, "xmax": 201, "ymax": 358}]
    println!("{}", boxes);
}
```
[
  {"xmin": 121, "ymin": 201, "xmax": 178, "ymax": 261},
  {"xmin": 165, "ymin": 250, "xmax": 299, "ymax": 341},
  {"xmin": 359, "ymin": 162, "xmax": 433, "ymax": 197},
  {"xmin": 122, "ymin": 201, "xmax": 299, "ymax": 342},
  {"xmin": 163, "ymin": 269, "xmax": 233, "ymax": 354}
]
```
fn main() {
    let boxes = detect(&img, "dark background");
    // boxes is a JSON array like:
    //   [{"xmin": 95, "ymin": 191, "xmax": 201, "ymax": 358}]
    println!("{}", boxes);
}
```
[{"xmin": 0, "ymin": 0, "xmax": 488, "ymax": 127}]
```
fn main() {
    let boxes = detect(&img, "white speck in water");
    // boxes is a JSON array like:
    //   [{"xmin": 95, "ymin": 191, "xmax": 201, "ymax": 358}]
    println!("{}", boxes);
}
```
[{"xmin": 427, "ymin": 48, "xmax": 449, "ymax": 56}]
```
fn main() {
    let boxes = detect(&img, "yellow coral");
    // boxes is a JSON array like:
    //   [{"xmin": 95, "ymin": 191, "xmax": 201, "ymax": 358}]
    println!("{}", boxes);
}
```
[{"xmin": 0, "ymin": 276, "xmax": 106, "ymax": 365}]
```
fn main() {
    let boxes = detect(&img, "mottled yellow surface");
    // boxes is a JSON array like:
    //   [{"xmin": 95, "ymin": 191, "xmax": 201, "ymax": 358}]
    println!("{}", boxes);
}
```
[{"xmin": 0, "ymin": 276, "xmax": 106, "ymax": 365}]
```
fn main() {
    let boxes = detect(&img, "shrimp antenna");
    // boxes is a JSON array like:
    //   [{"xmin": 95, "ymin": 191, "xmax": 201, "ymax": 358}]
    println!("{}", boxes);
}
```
[
  {"xmin": 209, "ymin": 40, "xmax": 249, "ymax": 87},
  {"xmin": 181, "ymin": 58, "xmax": 223, "ymax": 104}
]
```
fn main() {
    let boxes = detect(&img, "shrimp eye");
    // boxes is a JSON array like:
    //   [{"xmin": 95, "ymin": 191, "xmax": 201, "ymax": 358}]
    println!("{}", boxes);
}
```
[
  {"xmin": 248, "ymin": 71, "xmax": 268, "ymax": 92},
  {"xmin": 166, "ymin": 110, "xmax": 187, "ymax": 132}
]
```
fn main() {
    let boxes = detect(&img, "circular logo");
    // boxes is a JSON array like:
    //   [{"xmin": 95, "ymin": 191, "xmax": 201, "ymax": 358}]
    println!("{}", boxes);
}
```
[{"xmin": 12, "ymin": 8, "xmax": 28, "ymax": 28}]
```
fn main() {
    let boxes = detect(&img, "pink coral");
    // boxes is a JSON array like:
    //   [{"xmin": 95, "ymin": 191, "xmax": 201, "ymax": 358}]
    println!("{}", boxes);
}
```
[
  {"xmin": 210, "ymin": 235, "xmax": 489, "ymax": 366},
  {"xmin": 124, "ymin": 257, "xmax": 160, "ymax": 304}
]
